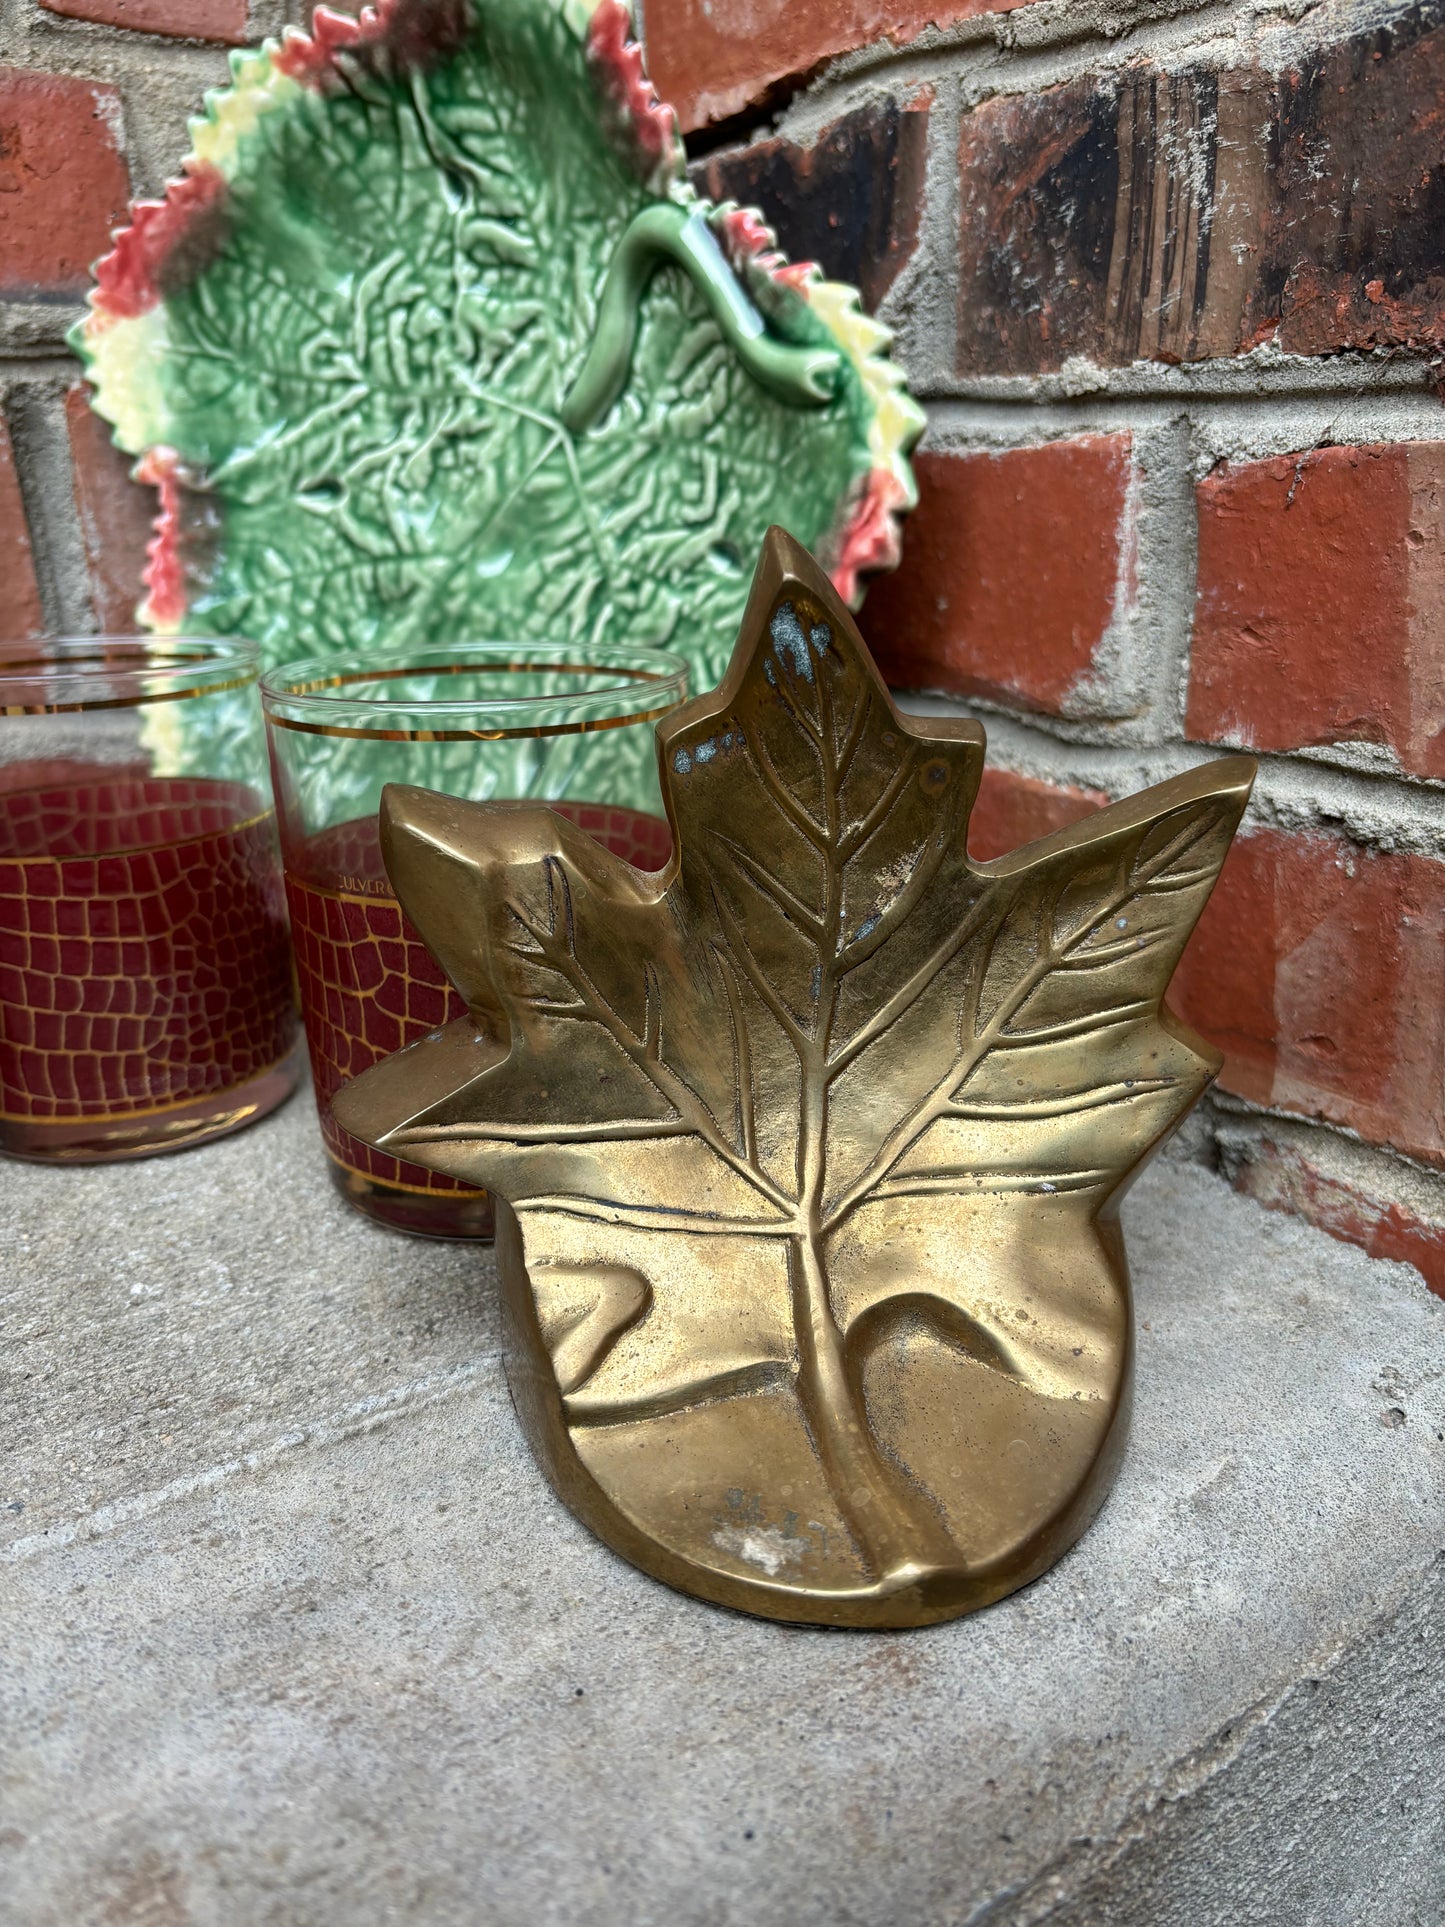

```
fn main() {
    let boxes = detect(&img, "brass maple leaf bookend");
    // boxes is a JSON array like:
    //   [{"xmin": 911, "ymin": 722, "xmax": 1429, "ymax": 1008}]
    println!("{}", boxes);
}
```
[{"xmin": 335, "ymin": 531, "xmax": 1254, "ymax": 1628}]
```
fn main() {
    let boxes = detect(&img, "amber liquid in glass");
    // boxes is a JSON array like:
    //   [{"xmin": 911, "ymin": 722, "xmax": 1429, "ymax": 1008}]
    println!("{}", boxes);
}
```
[
  {"xmin": 0, "ymin": 766, "xmax": 299, "ymax": 1162},
  {"xmin": 286, "ymin": 801, "xmax": 673, "ymax": 1240}
]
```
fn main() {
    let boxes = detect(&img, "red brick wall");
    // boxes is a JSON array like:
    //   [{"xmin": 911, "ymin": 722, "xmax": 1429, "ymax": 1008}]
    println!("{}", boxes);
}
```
[
  {"xmin": 5, "ymin": 0, "xmax": 1445, "ymax": 1296},
  {"xmin": 859, "ymin": 437, "xmax": 1140, "ymax": 718},
  {"xmin": 664, "ymin": 0, "xmax": 1445, "ymax": 1297},
  {"xmin": 35, "ymin": 1, "xmax": 251, "ymax": 40},
  {"xmin": 0, "ymin": 416, "xmax": 44, "ymax": 641},
  {"xmin": 646, "ymin": 1, "xmax": 1040, "ymax": 132},
  {"xmin": 0, "ymin": 3, "xmax": 293, "ymax": 640}
]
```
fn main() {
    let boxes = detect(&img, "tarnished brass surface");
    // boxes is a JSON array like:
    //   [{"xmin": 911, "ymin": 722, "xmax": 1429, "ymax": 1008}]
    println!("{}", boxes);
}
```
[{"xmin": 336, "ymin": 531, "xmax": 1254, "ymax": 1628}]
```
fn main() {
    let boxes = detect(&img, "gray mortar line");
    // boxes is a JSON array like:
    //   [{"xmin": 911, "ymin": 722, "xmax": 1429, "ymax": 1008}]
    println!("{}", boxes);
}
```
[
  {"xmin": 895, "ymin": 700, "xmax": 1445, "ymax": 855},
  {"xmin": 1212, "ymin": 1101, "xmax": 1445, "ymax": 1219},
  {"xmin": 922, "ymin": 389, "xmax": 1445, "ymax": 451},
  {"xmin": 785, "ymin": 0, "xmax": 1414, "ymax": 131},
  {"xmin": 0, "ymin": 309, "xmax": 87, "ymax": 361},
  {"xmin": 873, "ymin": 39, "xmax": 967, "ymax": 386},
  {"xmin": 4, "ymin": 380, "xmax": 94, "ymax": 636},
  {"xmin": 0, "ymin": 1355, "xmax": 502, "ymax": 1565},
  {"xmin": 0, "ymin": 0, "xmax": 33, "ymax": 61},
  {"xmin": 1136, "ymin": 414, "xmax": 1198, "ymax": 737},
  {"xmin": 2, "ymin": 353, "xmax": 87, "ymax": 385},
  {"xmin": 774, "ymin": 0, "xmax": 1237, "ymax": 138},
  {"xmin": 924, "ymin": 352, "xmax": 1443, "ymax": 407},
  {"xmin": 781, "ymin": 0, "xmax": 1254, "ymax": 131},
  {"xmin": 250, "ymin": 1, "xmax": 300, "ymax": 38},
  {"xmin": 22, "ymin": 11, "xmax": 246, "ymax": 71},
  {"xmin": 996, "ymin": 0, "xmax": 1326, "ymax": 55}
]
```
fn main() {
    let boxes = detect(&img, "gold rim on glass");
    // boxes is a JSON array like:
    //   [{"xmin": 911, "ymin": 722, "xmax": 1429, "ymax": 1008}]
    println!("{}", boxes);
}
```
[
  {"xmin": 260, "ymin": 643, "xmax": 691, "ymax": 744},
  {"xmin": 0, "ymin": 637, "xmax": 260, "ymax": 715}
]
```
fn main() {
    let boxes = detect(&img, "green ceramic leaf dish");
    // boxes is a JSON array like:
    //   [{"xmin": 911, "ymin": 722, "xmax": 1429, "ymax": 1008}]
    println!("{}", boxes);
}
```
[{"xmin": 74, "ymin": 0, "xmax": 921, "ymax": 733}]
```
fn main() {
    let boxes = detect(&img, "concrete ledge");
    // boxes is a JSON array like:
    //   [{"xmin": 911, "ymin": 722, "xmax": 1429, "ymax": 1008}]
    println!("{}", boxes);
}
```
[{"xmin": 2, "ymin": 1095, "xmax": 1442, "ymax": 1924}]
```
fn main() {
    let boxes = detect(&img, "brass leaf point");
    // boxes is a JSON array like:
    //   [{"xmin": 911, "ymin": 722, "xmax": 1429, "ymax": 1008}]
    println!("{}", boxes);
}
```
[{"xmin": 335, "ymin": 527, "xmax": 1256, "ymax": 1627}]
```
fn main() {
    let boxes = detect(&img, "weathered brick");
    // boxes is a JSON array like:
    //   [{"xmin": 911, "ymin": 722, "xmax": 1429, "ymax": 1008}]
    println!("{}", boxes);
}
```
[
  {"xmin": 645, "ymin": 1, "xmax": 1039, "ymax": 131},
  {"xmin": 1189, "ymin": 443, "xmax": 1445, "ymax": 779},
  {"xmin": 36, "ymin": 0, "xmax": 249, "ymax": 39},
  {"xmin": 1266, "ymin": 14, "xmax": 1445, "ymax": 359},
  {"xmin": 861, "ymin": 436, "xmax": 1137, "ymax": 716},
  {"xmin": 966, "ymin": 768, "xmax": 1107, "ymax": 863},
  {"xmin": 956, "ymin": 11, "xmax": 1445, "ymax": 376},
  {"xmin": 66, "ymin": 385, "xmax": 153, "ymax": 634},
  {"xmin": 0, "ymin": 68, "xmax": 130, "ymax": 298},
  {"xmin": 1170, "ymin": 829, "xmax": 1445, "ymax": 1169},
  {"xmin": 1229, "ymin": 1136, "xmax": 1445, "ymax": 1302},
  {"xmin": 956, "ymin": 77, "xmax": 1121, "ymax": 379},
  {"xmin": 692, "ymin": 96, "xmax": 929, "ymax": 313},
  {"xmin": 0, "ymin": 417, "xmax": 44, "ymax": 643}
]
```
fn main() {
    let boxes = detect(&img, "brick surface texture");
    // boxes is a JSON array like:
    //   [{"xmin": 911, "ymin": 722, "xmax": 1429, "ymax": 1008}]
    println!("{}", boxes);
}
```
[
  {"xmin": 954, "ymin": 10, "xmax": 1445, "ymax": 376},
  {"xmin": 2, "ymin": 0, "xmax": 1444, "ymax": 1293},
  {"xmin": 1231, "ymin": 1136, "xmax": 1445, "ymax": 1302},
  {"xmin": 1190, "ymin": 443, "xmax": 1445, "ymax": 778},
  {"xmin": 66, "ymin": 385, "xmax": 154, "ymax": 633},
  {"xmin": 966, "ymin": 769, "xmax": 1107, "ymax": 864},
  {"xmin": 693, "ymin": 97, "xmax": 930, "ymax": 312},
  {"xmin": 862, "ymin": 438, "xmax": 1137, "ymax": 715},
  {"xmin": 0, "ymin": 67, "xmax": 130, "ymax": 297},
  {"xmin": 0, "ymin": 417, "xmax": 44, "ymax": 642},
  {"xmin": 36, "ymin": 0, "xmax": 250, "ymax": 38},
  {"xmin": 1171, "ymin": 830, "xmax": 1445, "ymax": 1168},
  {"xmin": 644, "ymin": 0, "xmax": 1040, "ymax": 133}
]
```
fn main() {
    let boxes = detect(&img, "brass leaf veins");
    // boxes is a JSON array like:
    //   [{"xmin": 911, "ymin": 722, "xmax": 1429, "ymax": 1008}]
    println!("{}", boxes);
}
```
[{"xmin": 335, "ymin": 529, "xmax": 1255, "ymax": 1628}]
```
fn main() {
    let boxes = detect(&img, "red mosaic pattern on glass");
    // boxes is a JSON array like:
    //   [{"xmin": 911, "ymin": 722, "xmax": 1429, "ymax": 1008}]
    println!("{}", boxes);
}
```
[
  {"xmin": 0, "ymin": 772, "xmax": 296, "ymax": 1120},
  {"xmin": 287, "ymin": 834, "xmax": 468, "ymax": 1196},
  {"xmin": 556, "ymin": 800, "xmax": 674, "ymax": 872},
  {"xmin": 287, "ymin": 804, "xmax": 673, "ymax": 1193}
]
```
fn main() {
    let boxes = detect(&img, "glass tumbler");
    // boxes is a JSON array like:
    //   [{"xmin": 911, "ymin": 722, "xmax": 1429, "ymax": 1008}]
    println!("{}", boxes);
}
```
[
  {"xmin": 0, "ymin": 638, "xmax": 301, "ymax": 1163},
  {"xmin": 261, "ymin": 645, "xmax": 688, "ymax": 1240}
]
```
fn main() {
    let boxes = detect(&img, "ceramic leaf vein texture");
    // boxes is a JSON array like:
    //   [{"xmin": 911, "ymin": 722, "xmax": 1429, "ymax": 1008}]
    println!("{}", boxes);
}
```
[
  {"xmin": 72, "ymin": 0, "xmax": 921, "ymax": 721},
  {"xmin": 336, "ymin": 531, "xmax": 1256, "ymax": 1628}
]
